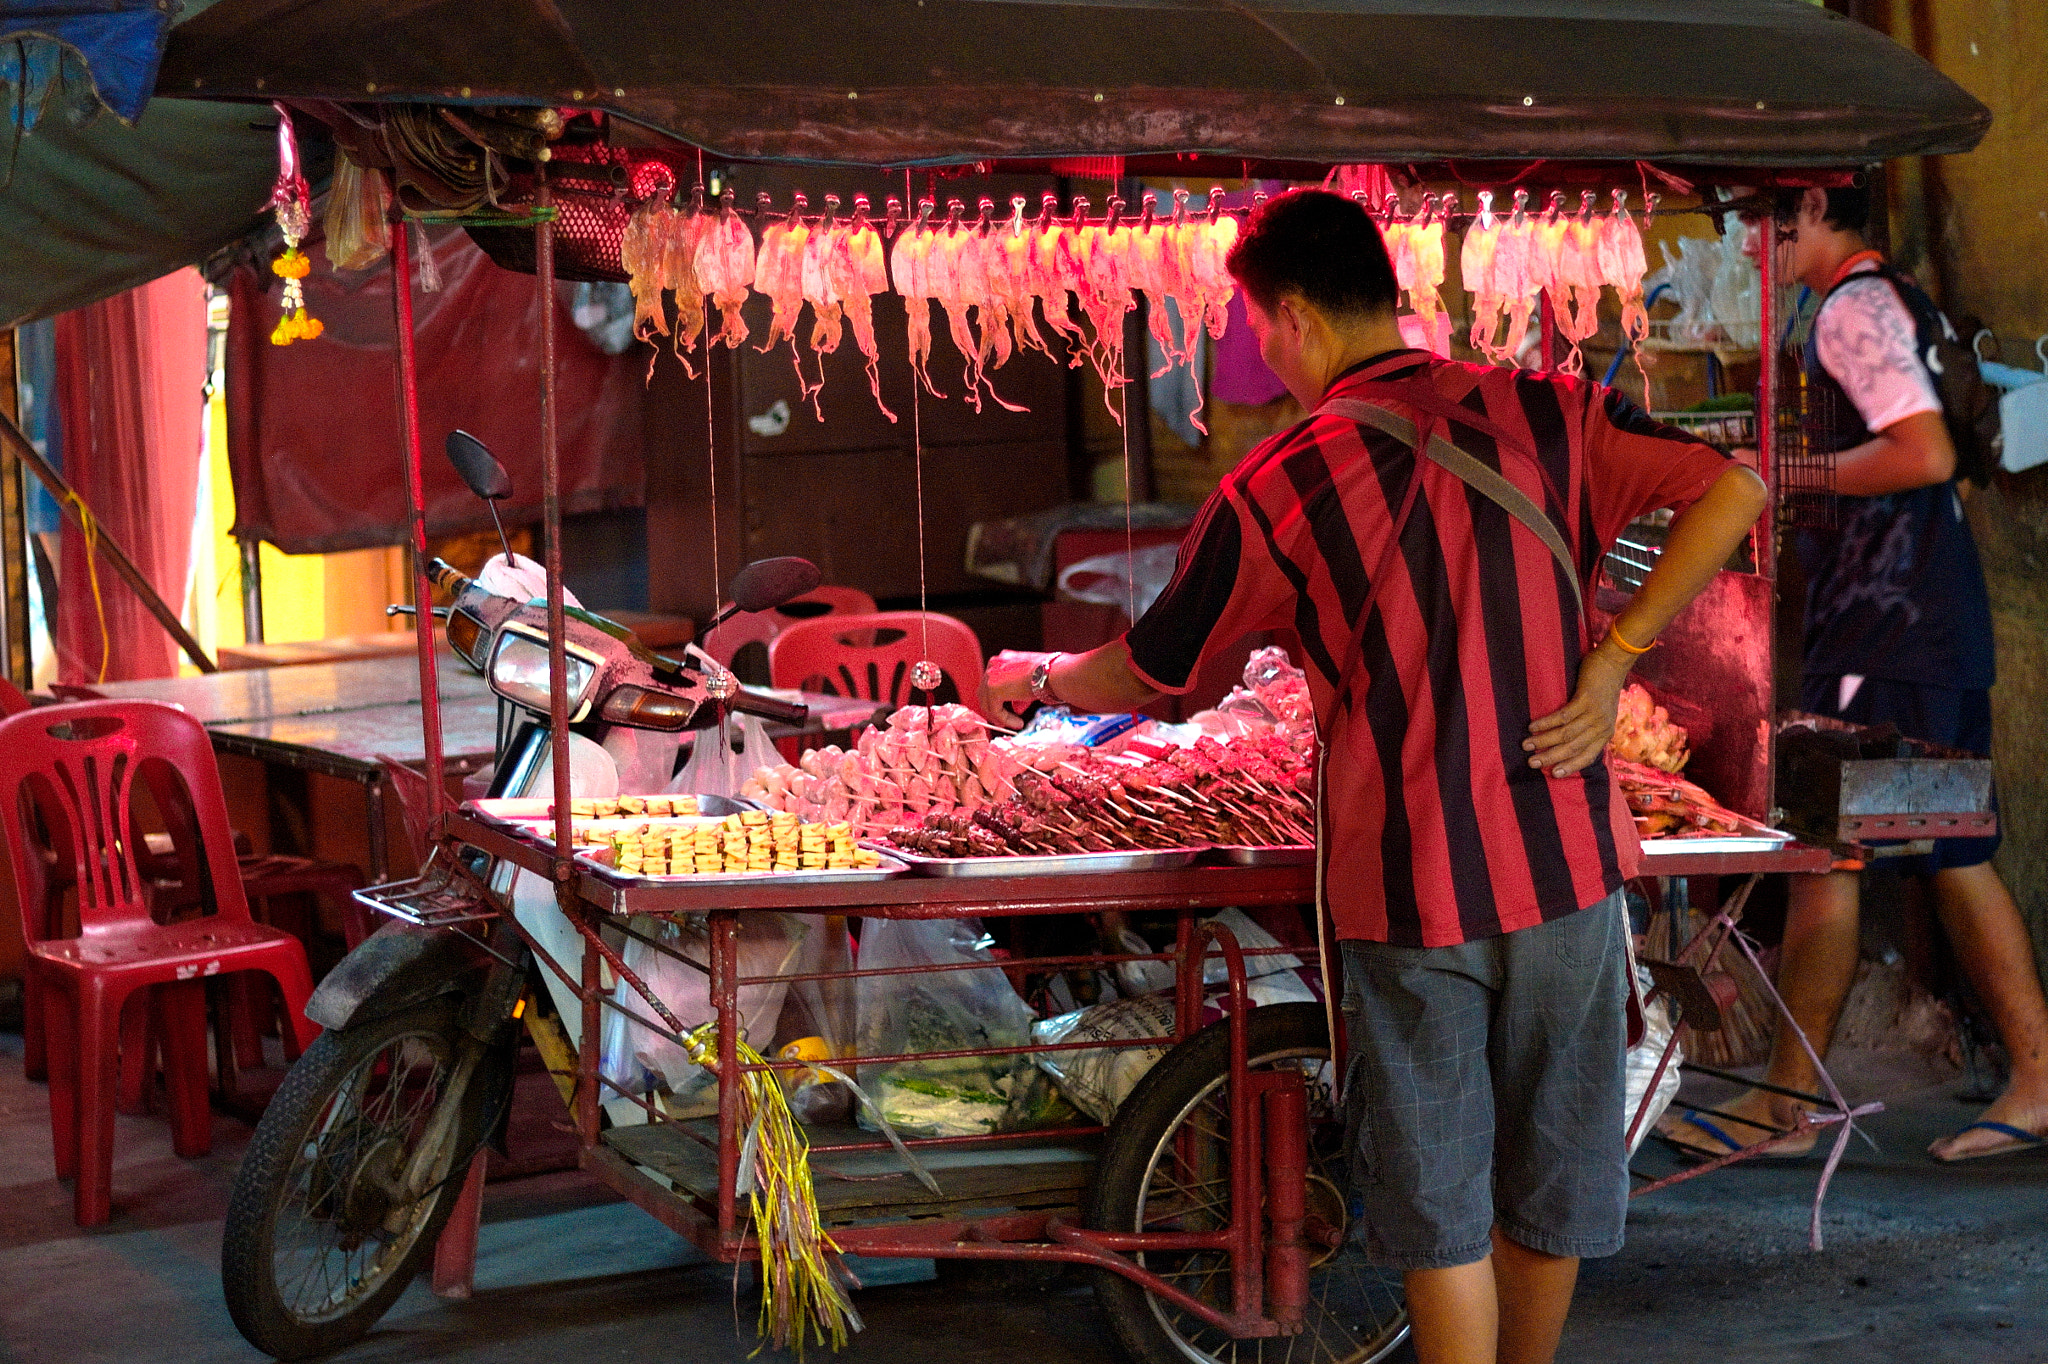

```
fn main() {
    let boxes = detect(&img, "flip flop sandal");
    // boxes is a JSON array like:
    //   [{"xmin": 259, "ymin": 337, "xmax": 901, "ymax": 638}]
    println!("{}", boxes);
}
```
[
  {"xmin": 1652, "ymin": 1109, "xmax": 1815, "ymax": 1165},
  {"xmin": 1931, "ymin": 1120, "xmax": 2048, "ymax": 1163}
]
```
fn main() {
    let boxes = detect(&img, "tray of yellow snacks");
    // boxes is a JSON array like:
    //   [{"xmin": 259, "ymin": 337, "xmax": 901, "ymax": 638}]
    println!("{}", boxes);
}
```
[{"xmin": 579, "ymin": 810, "xmax": 903, "ymax": 885}]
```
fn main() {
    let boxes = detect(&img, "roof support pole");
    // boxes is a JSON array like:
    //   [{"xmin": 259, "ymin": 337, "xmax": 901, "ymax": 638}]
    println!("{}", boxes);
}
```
[{"xmin": 389, "ymin": 215, "xmax": 449, "ymax": 826}]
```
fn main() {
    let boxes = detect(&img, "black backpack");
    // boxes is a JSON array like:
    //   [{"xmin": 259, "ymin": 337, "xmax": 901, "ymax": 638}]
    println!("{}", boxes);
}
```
[{"xmin": 1853, "ymin": 262, "xmax": 2003, "ymax": 487}]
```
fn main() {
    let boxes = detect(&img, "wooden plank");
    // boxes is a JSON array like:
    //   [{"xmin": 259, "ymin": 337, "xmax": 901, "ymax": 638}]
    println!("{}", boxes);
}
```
[{"xmin": 603, "ymin": 1122, "xmax": 1098, "ymax": 1225}]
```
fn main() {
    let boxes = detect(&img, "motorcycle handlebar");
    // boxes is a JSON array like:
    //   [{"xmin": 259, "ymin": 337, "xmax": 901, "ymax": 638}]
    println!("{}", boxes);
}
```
[
  {"xmin": 425, "ymin": 557, "xmax": 474, "ymax": 596},
  {"xmin": 727, "ymin": 689, "xmax": 809, "ymax": 726}
]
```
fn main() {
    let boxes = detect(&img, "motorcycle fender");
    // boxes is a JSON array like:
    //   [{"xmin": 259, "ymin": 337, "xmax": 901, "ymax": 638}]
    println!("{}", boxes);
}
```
[{"xmin": 306, "ymin": 918, "xmax": 491, "ymax": 1032}]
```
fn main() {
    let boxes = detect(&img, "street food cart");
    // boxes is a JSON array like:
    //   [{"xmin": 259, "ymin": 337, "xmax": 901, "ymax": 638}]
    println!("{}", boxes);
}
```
[{"xmin": 27, "ymin": 2, "xmax": 1986, "ymax": 1359}]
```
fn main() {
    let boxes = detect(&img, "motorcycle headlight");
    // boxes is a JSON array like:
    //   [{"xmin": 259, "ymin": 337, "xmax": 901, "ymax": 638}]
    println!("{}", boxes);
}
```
[{"xmin": 487, "ymin": 625, "xmax": 603, "ymax": 721}]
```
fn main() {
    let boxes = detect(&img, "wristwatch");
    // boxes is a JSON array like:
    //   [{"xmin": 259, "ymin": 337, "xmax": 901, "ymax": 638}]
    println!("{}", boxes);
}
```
[{"xmin": 1027, "ymin": 653, "xmax": 1066, "ymax": 706}]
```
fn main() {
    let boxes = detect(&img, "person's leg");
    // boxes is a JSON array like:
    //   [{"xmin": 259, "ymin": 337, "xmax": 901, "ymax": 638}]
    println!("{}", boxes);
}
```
[
  {"xmin": 1400, "ymin": 1231, "xmax": 1581, "ymax": 1364},
  {"xmin": 1659, "ymin": 870, "xmax": 1861, "ymax": 1157},
  {"xmin": 1340, "ymin": 939, "xmax": 1499, "ymax": 1361},
  {"xmin": 1491, "ymin": 1228, "xmax": 1580, "ymax": 1364},
  {"xmin": 1404, "ymin": 1259, "xmax": 1499, "ymax": 1364},
  {"xmin": 1487, "ymin": 892, "xmax": 1628, "ymax": 1361},
  {"xmin": 1926, "ymin": 860, "xmax": 2048, "ymax": 1158}
]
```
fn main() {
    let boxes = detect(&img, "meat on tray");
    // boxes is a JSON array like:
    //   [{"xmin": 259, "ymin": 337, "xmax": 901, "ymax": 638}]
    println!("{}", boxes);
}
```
[
  {"xmin": 1608, "ymin": 755, "xmax": 1749, "ymax": 838},
  {"xmin": 879, "ymin": 734, "xmax": 1315, "ymax": 859}
]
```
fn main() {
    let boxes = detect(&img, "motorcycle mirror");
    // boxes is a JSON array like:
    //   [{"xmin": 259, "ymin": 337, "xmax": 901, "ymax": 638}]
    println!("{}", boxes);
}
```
[
  {"xmin": 445, "ymin": 430, "xmax": 514, "ymax": 501},
  {"xmin": 729, "ymin": 557, "xmax": 821, "ymax": 614}
]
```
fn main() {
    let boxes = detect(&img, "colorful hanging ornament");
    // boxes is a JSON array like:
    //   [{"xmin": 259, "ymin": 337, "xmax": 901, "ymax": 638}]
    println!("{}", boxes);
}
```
[{"xmin": 266, "ymin": 103, "xmax": 323, "ymax": 345}]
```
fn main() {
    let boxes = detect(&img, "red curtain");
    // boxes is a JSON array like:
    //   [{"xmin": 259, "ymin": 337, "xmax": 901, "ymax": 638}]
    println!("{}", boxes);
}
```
[
  {"xmin": 224, "ymin": 228, "xmax": 644, "ymax": 556},
  {"xmin": 53, "ymin": 268, "xmax": 209, "ymax": 684}
]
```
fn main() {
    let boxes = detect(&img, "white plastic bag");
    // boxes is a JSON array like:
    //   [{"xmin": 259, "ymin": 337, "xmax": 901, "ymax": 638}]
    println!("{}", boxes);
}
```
[
  {"xmin": 599, "ymin": 913, "xmax": 808, "ymax": 1124},
  {"xmin": 854, "ymin": 918, "xmax": 1036, "ymax": 1137},
  {"xmin": 1032, "ymin": 992, "xmax": 1177, "ymax": 1124},
  {"xmin": 1057, "ymin": 542, "xmax": 1181, "ymax": 621},
  {"xmin": 1623, "ymin": 964, "xmax": 1684, "ymax": 1156},
  {"xmin": 669, "ymin": 712, "xmax": 778, "ymax": 802}
]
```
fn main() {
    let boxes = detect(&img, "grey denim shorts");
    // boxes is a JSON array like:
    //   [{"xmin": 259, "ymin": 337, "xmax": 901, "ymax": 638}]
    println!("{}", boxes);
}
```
[{"xmin": 1338, "ymin": 890, "xmax": 1630, "ymax": 1271}]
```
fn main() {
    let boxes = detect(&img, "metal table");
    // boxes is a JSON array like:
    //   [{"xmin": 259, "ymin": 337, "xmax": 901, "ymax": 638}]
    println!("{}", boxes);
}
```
[{"xmin": 87, "ymin": 655, "xmax": 499, "ymax": 880}]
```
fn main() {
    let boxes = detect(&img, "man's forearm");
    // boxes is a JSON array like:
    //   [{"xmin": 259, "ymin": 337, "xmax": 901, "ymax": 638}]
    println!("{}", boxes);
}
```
[
  {"xmin": 1047, "ymin": 640, "xmax": 1164, "ymax": 714},
  {"xmin": 1831, "ymin": 409, "xmax": 1956, "ymax": 496},
  {"xmin": 1611, "ymin": 465, "xmax": 1768, "ymax": 648}
]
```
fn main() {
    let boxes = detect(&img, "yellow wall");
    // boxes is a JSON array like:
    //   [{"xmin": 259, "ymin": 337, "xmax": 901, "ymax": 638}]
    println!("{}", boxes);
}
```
[{"xmin": 185, "ymin": 334, "xmax": 408, "ymax": 671}]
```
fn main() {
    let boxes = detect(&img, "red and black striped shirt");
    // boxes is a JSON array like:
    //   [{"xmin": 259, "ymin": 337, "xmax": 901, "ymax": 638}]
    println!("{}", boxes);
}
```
[{"xmin": 1126, "ymin": 350, "xmax": 1733, "ymax": 947}]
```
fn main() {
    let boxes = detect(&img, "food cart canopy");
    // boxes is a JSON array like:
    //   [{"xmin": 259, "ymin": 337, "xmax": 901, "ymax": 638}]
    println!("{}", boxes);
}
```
[{"xmin": 158, "ymin": 0, "xmax": 1989, "ymax": 169}]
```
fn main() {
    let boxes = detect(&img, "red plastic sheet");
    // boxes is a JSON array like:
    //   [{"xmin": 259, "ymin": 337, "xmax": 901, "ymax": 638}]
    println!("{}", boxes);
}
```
[{"xmin": 226, "ymin": 227, "xmax": 643, "ymax": 555}]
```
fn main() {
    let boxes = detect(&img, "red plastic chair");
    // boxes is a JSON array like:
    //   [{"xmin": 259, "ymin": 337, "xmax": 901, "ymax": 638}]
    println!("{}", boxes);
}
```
[
  {"xmin": 769, "ymin": 611, "xmax": 988, "ymax": 718},
  {"xmin": 0, "ymin": 700, "xmax": 321, "ymax": 1225},
  {"xmin": 702, "ymin": 584, "xmax": 881, "ymax": 682},
  {"xmin": 46, "ymin": 681, "xmax": 364, "ymax": 1091}
]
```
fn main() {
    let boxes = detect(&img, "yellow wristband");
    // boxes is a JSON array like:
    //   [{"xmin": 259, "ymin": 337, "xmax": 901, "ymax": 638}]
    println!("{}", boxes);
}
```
[{"xmin": 1607, "ymin": 622, "xmax": 1655, "ymax": 655}]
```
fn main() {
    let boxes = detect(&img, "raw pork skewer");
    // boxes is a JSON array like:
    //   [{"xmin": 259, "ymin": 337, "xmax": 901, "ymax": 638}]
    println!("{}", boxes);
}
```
[
  {"xmin": 693, "ymin": 191, "xmax": 755, "ymax": 351},
  {"xmin": 1461, "ymin": 190, "xmax": 1504, "ymax": 359}
]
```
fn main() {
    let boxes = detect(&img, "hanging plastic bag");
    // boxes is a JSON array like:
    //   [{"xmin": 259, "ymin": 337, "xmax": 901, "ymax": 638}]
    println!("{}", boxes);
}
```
[
  {"xmin": 854, "ymin": 918, "xmax": 1037, "ymax": 1138},
  {"xmin": 669, "ymin": 711, "xmax": 779, "ymax": 802},
  {"xmin": 599, "ymin": 913, "xmax": 808, "ymax": 1124},
  {"xmin": 323, "ymin": 153, "xmax": 392, "ymax": 271}
]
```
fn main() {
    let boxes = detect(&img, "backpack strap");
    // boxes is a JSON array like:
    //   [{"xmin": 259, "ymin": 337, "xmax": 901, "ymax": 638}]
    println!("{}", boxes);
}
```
[{"xmin": 1319, "ymin": 394, "xmax": 1584, "ymax": 610}]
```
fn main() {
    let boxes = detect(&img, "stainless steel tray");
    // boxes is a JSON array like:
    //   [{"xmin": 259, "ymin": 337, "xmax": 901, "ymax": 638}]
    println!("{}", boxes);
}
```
[
  {"xmin": 882, "ymin": 846, "xmax": 1204, "ymax": 878},
  {"xmin": 1640, "ymin": 832, "xmax": 1794, "ymax": 856},
  {"xmin": 468, "ymin": 793, "xmax": 759, "ymax": 824},
  {"xmin": 1202, "ymin": 844, "xmax": 1315, "ymax": 867},
  {"xmin": 580, "ymin": 850, "xmax": 909, "ymax": 889}
]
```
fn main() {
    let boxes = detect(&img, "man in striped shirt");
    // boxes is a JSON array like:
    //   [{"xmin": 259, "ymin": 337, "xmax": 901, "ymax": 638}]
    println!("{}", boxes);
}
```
[{"xmin": 984, "ymin": 190, "xmax": 1765, "ymax": 1364}]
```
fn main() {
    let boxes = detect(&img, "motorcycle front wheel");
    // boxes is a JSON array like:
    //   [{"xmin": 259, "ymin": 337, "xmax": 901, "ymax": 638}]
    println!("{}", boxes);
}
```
[{"xmin": 221, "ymin": 996, "xmax": 510, "ymax": 1360}]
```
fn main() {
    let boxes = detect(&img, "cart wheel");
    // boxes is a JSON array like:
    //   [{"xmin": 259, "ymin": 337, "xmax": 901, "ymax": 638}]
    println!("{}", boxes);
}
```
[
  {"xmin": 221, "ymin": 997, "xmax": 512, "ymax": 1360},
  {"xmin": 1085, "ymin": 1002, "xmax": 1408, "ymax": 1364}
]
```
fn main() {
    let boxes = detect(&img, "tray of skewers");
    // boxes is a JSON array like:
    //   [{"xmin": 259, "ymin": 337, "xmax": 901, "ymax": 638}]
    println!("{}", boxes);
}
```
[
  {"xmin": 582, "ymin": 811, "xmax": 902, "ymax": 885},
  {"xmin": 1611, "ymin": 757, "xmax": 1794, "ymax": 853}
]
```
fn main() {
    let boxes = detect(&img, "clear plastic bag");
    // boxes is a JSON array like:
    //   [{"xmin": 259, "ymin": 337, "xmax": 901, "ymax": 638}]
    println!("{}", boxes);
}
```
[
  {"xmin": 1624, "ymin": 964, "xmax": 1684, "ymax": 1156},
  {"xmin": 598, "ymin": 913, "xmax": 807, "ymax": 1124},
  {"xmin": 669, "ymin": 712, "xmax": 778, "ymax": 801},
  {"xmin": 323, "ymin": 154, "xmax": 392, "ymax": 271},
  {"xmin": 854, "ymin": 918, "xmax": 1036, "ymax": 1138},
  {"xmin": 1032, "ymin": 992, "xmax": 1177, "ymax": 1124},
  {"xmin": 779, "ymin": 917, "xmax": 858, "ymax": 1125},
  {"xmin": 1192, "ymin": 645, "xmax": 1314, "ymax": 743}
]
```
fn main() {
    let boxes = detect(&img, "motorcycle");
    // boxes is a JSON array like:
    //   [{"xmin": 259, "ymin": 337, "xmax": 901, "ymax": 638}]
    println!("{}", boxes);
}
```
[{"xmin": 219, "ymin": 432, "xmax": 820, "ymax": 1360}]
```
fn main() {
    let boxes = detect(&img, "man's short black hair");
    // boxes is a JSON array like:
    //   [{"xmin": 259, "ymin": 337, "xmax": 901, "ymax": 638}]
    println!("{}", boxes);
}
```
[
  {"xmin": 1771, "ymin": 184, "xmax": 1872, "ymax": 235},
  {"xmin": 1225, "ymin": 189, "xmax": 1400, "ymax": 320}
]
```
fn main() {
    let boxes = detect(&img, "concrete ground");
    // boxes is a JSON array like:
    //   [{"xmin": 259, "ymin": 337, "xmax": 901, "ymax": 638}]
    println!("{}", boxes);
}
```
[{"xmin": 1, "ymin": 1030, "xmax": 2045, "ymax": 1364}]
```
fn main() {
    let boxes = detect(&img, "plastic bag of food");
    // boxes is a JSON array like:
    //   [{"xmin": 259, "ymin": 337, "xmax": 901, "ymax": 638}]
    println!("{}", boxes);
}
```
[
  {"xmin": 598, "ymin": 913, "xmax": 808, "ymax": 1124},
  {"xmin": 323, "ymin": 153, "xmax": 392, "ymax": 271},
  {"xmin": 1032, "ymin": 992, "xmax": 1177, "ymax": 1124},
  {"xmin": 669, "ymin": 711, "xmax": 778, "ymax": 801},
  {"xmin": 1624, "ymin": 964, "xmax": 1683, "ymax": 1156},
  {"xmin": 777, "ymin": 917, "xmax": 858, "ymax": 1125},
  {"xmin": 854, "ymin": 917, "xmax": 1037, "ymax": 1137}
]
